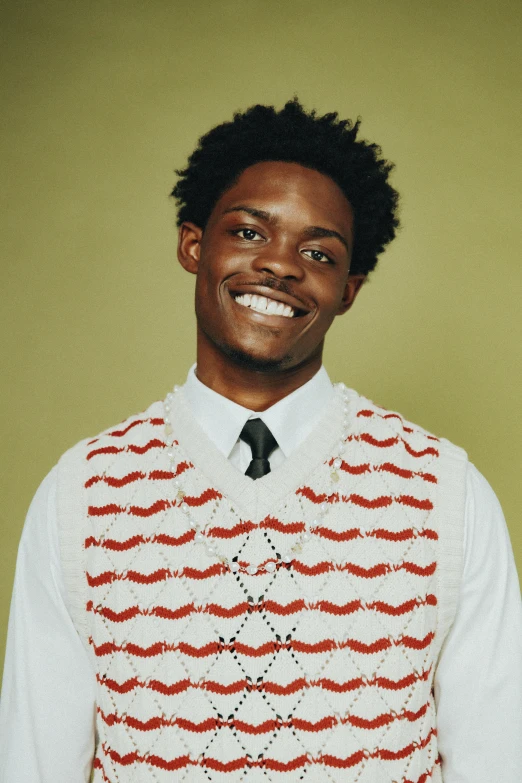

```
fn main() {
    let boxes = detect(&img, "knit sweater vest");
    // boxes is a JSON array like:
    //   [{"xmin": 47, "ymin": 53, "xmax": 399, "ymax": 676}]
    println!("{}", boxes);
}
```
[{"xmin": 57, "ymin": 385, "xmax": 468, "ymax": 783}]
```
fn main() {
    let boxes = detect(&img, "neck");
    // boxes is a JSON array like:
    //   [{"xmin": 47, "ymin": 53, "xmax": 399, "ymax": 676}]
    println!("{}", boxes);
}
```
[{"xmin": 195, "ymin": 330, "xmax": 323, "ymax": 411}]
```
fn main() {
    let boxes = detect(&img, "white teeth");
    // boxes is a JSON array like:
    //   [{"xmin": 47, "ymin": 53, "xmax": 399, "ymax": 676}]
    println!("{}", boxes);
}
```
[{"xmin": 234, "ymin": 293, "xmax": 296, "ymax": 318}]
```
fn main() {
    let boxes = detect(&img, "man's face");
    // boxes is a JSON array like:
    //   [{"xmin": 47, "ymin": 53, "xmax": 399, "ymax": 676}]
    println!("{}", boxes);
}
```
[{"xmin": 178, "ymin": 160, "xmax": 363, "ymax": 373}]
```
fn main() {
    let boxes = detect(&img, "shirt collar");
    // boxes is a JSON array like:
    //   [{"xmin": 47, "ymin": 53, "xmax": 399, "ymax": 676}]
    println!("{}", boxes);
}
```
[{"xmin": 182, "ymin": 363, "xmax": 334, "ymax": 460}]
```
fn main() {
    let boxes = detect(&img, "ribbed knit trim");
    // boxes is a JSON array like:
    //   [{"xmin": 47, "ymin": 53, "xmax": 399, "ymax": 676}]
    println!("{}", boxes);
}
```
[
  {"xmin": 56, "ymin": 438, "xmax": 91, "ymax": 653},
  {"xmin": 169, "ymin": 385, "xmax": 358, "ymax": 520},
  {"xmin": 433, "ymin": 436, "xmax": 468, "ymax": 655}
]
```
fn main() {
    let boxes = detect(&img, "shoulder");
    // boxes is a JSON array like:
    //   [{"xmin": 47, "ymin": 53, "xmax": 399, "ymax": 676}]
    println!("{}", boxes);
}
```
[
  {"xmin": 52, "ymin": 400, "xmax": 168, "ymax": 596},
  {"xmin": 347, "ymin": 389, "xmax": 468, "ymax": 464},
  {"xmin": 462, "ymin": 461, "xmax": 512, "ymax": 568},
  {"xmin": 55, "ymin": 399, "xmax": 166, "ymax": 482}
]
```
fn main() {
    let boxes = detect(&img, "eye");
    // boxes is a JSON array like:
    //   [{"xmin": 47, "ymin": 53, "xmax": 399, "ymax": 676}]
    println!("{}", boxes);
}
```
[
  {"xmin": 302, "ymin": 249, "xmax": 333, "ymax": 264},
  {"xmin": 234, "ymin": 228, "xmax": 264, "ymax": 241}
]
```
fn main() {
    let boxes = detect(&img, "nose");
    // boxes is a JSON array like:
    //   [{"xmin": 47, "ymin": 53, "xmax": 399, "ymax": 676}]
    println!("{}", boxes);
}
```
[{"xmin": 251, "ymin": 240, "xmax": 305, "ymax": 280}]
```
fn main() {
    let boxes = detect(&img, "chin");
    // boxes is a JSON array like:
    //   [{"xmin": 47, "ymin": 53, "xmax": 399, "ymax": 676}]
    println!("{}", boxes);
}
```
[{"xmin": 220, "ymin": 341, "xmax": 294, "ymax": 373}]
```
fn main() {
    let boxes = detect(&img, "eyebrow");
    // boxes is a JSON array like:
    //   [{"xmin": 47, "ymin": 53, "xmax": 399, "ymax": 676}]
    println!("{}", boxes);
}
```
[
  {"xmin": 302, "ymin": 226, "xmax": 350, "ymax": 252},
  {"xmin": 223, "ymin": 205, "xmax": 274, "ymax": 222},
  {"xmin": 223, "ymin": 205, "xmax": 350, "ymax": 252}
]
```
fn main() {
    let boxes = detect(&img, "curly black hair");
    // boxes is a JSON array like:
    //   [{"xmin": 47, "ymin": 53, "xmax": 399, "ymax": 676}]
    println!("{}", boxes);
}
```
[{"xmin": 172, "ymin": 98, "xmax": 399, "ymax": 276}]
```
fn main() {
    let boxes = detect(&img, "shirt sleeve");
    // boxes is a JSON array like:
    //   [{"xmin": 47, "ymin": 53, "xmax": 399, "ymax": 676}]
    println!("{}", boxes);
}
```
[
  {"xmin": 434, "ymin": 461, "xmax": 522, "ymax": 782},
  {"xmin": 0, "ymin": 468, "xmax": 96, "ymax": 783}
]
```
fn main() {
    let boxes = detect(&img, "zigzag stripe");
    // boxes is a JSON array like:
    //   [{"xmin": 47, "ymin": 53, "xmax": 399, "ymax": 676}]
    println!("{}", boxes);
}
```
[
  {"xmin": 377, "ymin": 462, "xmax": 437, "ymax": 483},
  {"xmin": 339, "ymin": 494, "xmax": 434, "ymax": 511},
  {"xmin": 400, "ymin": 561, "xmax": 436, "ymax": 576},
  {"xmin": 92, "ymin": 630, "xmax": 433, "ymax": 660},
  {"xmin": 347, "ymin": 433, "xmax": 439, "ymax": 457},
  {"xmin": 296, "ymin": 487, "xmax": 433, "ymax": 510},
  {"xmin": 87, "ymin": 488, "xmax": 221, "ymax": 517},
  {"xmin": 87, "ymin": 439, "xmax": 166, "ymax": 460},
  {"xmin": 101, "ymin": 743, "xmax": 193, "ymax": 770},
  {"xmin": 330, "ymin": 458, "xmax": 437, "ymax": 483},
  {"xmin": 356, "ymin": 409, "xmax": 441, "ymax": 443},
  {"xmin": 86, "ymin": 470, "xmax": 146, "ymax": 488},
  {"xmin": 348, "ymin": 494, "xmax": 392, "ymax": 509},
  {"xmin": 107, "ymin": 417, "xmax": 165, "ymax": 440},
  {"xmin": 396, "ymin": 494, "xmax": 433, "ymax": 510},
  {"xmin": 85, "ymin": 530, "xmax": 195, "ymax": 551},
  {"xmin": 369, "ymin": 527, "xmax": 438, "ymax": 542},
  {"xmin": 319, "ymin": 528, "xmax": 438, "ymax": 544},
  {"xmin": 320, "ymin": 727, "xmax": 436, "ymax": 768},
  {"xmin": 86, "ymin": 593, "xmax": 436, "ymax": 627},
  {"xmin": 86, "ymin": 562, "xmax": 226, "ymax": 583},
  {"xmin": 86, "ymin": 460, "xmax": 437, "ymax": 489},
  {"xmin": 94, "ymin": 666, "xmax": 431, "ymax": 691},
  {"xmin": 87, "ymin": 417, "xmax": 164, "ymax": 445},
  {"xmin": 110, "ymin": 417, "xmax": 164, "ymax": 435},
  {"xmin": 101, "ymin": 727, "xmax": 436, "ymax": 770},
  {"xmin": 205, "ymin": 518, "xmax": 307, "ymax": 538},
  {"xmin": 357, "ymin": 408, "xmax": 413, "ymax": 430},
  {"xmin": 86, "ymin": 559, "xmax": 436, "ymax": 586},
  {"xmin": 261, "ymin": 515, "xmax": 306, "ymax": 533},
  {"xmin": 291, "ymin": 560, "xmax": 436, "ymax": 577},
  {"xmin": 84, "ymin": 525, "xmax": 438, "ymax": 550},
  {"xmin": 87, "ymin": 431, "xmax": 438, "ymax": 460},
  {"xmin": 366, "ymin": 594, "xmax": 437, "ymax": 615},
  {"xmin": 86, "ymin": 491, "xmax": 433, "ymax": 521},
  {"xmin": 183, "ymin": 488, "xmax": 223, "ymax": 506},
  {"xmin": 314, "ymin": 526, "xmax": 363, "ymax": 542},
  {"xmin": 207, "ymin": 520, "xmax": 256, "ymax": 538},
  {"xmin": 97, "ymin": 700, "xmax": 430, "ymax": 734},
  {"xmin": 320, "ymin": 667, "xmax": 432, "ymax": 691},
  {"xmin": 85, "ymin": 462, "xmax": 193, "ymax": 488},
  {"xmin": 130, "ymin": 500, "xmax": 171, "ymax": 518}
]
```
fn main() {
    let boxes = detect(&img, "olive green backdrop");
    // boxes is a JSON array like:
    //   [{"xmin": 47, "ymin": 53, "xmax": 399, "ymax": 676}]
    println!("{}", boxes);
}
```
[{"xmin": 1, "ymin": 0, "xmax": 521, "ymax": 677}]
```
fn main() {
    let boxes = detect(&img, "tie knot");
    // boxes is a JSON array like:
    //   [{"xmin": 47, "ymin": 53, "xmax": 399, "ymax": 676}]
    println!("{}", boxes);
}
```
[{"xmin": 239, "ymin": 418, "xmax": 278, "ymax": 461}]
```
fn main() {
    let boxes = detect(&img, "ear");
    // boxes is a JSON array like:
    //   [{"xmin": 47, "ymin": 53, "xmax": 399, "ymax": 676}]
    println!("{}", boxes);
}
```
[
  {"xmin": 337, "ymin": 274, "xmax": 366, "ymax": 315},
  {"xmin": 177, "ymin": 221, "xmax": 203, "ymax": 274}
]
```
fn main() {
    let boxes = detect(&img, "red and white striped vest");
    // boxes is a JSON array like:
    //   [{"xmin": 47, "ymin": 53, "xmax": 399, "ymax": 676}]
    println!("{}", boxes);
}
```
[{"xmin": 57, "ymin": 385, "xmax": 467, "ymax": 782}]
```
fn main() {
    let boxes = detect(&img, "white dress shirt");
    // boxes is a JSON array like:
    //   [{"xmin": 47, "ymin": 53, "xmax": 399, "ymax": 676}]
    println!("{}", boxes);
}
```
[{"xmin": 1, "ymin": 365, "xmax": 521, "ymax": 783}]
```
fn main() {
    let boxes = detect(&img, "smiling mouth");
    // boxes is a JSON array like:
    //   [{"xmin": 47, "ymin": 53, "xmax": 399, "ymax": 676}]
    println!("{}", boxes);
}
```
[{"xmin": 233, "ymin": 293, "xmax": 299, "ymax": 318}]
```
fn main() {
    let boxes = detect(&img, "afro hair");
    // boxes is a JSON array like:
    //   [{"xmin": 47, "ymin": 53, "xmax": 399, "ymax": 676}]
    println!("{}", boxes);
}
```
[{"xmin": 172, "ymin": 98, "xmax": 399, "ymax": 276}]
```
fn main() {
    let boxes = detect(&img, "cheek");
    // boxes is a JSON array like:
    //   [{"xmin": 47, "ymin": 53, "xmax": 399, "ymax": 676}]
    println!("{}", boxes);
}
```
[
  {"xmin": 198, "ymin": 246, "xmax": 233, "ymax": 287},
  {"xmin": 194, "ymin": 273, "xmax": 215, "ymax": 324},
  {"xmin": 195, "ymin": 256, "xmax": 219, "ymax": 296},
  {"xmin": 194, "ymin": 258, "xmax": 231, "ymax": 323},
  {"xmin": 314, "ymin": 282, "xmax": 344, "ymax": 316}
]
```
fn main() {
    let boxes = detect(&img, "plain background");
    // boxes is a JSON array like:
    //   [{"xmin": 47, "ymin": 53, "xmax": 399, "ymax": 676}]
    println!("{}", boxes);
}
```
[{"xmin": 1, "ymin": 0, "xmax": 521, "ymax": 679}]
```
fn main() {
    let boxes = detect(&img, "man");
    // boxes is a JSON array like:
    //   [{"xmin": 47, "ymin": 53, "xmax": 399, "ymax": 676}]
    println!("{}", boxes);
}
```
[{"xmin": 1, "ymin": 98, "xmax": 521, "ymax": 782}]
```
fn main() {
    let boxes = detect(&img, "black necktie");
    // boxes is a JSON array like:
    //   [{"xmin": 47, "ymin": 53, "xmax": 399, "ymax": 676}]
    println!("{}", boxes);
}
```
[{"xmin": 239, "ymin": 418, "xmax": 278, "ymax": 479}]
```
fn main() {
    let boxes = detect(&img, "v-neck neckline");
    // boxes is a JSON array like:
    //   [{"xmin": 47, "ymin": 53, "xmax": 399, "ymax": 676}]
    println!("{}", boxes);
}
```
[{"xmin": 167, "ymin": 384, "xmax": 359, "ymax": 520}]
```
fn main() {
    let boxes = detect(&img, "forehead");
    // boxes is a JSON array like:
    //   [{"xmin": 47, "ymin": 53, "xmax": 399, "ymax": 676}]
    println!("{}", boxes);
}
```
[{"xmin": 211, "ymin": 160, "xmax": 354, "ymax": 233}]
